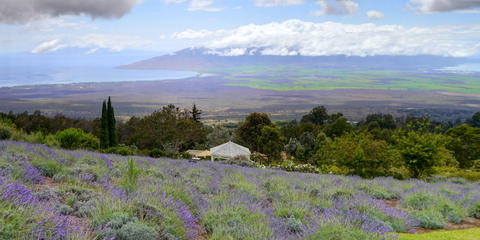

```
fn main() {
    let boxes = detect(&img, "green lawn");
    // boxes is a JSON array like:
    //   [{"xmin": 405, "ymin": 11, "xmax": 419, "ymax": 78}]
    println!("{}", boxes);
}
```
[{"xmin": 399, "ymin": 228, "xmax": 480, "ymax": 240}]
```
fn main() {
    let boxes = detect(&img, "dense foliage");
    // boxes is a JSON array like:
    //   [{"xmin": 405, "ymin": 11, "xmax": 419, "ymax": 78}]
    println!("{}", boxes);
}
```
[{"xmin": 2, "ymin": 106, "xmax": 480, "ymax": 179}]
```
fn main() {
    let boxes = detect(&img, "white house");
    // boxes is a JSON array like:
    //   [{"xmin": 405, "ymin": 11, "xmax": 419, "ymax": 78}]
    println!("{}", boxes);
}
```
[{"xmin": 210, "ymin": 141, "xmax": 251, "ymax": 161}]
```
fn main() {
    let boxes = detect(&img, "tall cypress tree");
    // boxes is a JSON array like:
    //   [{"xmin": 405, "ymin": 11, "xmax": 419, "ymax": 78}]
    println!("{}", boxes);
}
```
[
  {"xmin": 107, "ymin": 97, "xmax": 118, "ymax": 147},
  {"xmin": 100, "ymin": 100, "xmax": 110, "ymax": 149},
  {"xmin": 191, "ymin": 103, "xmax": 202, "ymax": 123}
]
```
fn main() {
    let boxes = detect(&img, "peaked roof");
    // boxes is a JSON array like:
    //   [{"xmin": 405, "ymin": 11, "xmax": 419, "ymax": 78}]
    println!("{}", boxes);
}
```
[{"xmin": 210, "ymin": 141, "xmax": 251, "ymax": 158}]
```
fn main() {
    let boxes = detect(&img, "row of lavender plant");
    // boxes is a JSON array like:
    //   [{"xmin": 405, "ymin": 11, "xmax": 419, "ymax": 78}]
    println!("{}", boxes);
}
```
[{"xmin": 0, "ymin": 140, "xmax": 479, "ymax": 239}]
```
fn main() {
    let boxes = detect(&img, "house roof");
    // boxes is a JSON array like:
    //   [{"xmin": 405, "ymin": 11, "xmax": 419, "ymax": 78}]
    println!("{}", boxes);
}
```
[{"xmin": 210, "ymin": 141, "xmax": 251, "ymax": 159}]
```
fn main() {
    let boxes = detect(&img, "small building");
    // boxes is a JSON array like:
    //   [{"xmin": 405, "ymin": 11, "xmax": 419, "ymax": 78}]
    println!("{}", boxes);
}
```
[
  {"xmin": 186, "ymin": 150, "xmax": 211, "ymax": 160},
  {"xmin": 210, "ymin": 141, "xmax": 251, "ymax": 161}
]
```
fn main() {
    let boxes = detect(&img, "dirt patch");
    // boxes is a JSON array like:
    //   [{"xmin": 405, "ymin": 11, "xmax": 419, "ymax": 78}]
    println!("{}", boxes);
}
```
[
  {"xmin": 409, "ymin": 217, "xmax": 480, "ymax": 234},
  {"xmin": 383, "ymin": 199, "xmax": 400, "ymax": 208},
  {"xmin": 382, "ymin": 199, "xmax": 480, "ymax": 234}
]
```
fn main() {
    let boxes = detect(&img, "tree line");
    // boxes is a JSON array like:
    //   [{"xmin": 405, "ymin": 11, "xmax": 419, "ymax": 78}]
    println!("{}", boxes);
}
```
[{"xmin": 1, "ymin": 103, "xmax": 480, "ymax": 179}]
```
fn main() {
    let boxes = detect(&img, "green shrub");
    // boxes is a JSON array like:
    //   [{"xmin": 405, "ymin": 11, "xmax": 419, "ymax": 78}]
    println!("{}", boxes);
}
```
[
  {"xmin": 469, "ymin": 201, "xmax": 480, "ymax": 219},
  {"xmin": 55, "ymin": 128, "xmax": 99, "ymax": 150},
  {"xmin": 286, "ymin": 217, "xmax": 303, "ymax": 234},
  {"xmin": 104, "ymin": 146, "xmax": 135, "ymax": 156},
  {"xmin": 121, "ymin": 158, "xmax": 141, "ymax": 195},
  {"xmin": 437, "ymin": 199, "xmax": 465, "ymax": 223},
  {"xmin": 59, "ymin": 204, "xmax": 74, "ymax": 215},
  {"xmin": 32, "ymin": 159, "xmax": 63, "ymax": 178},
  {"xmin": 0, "ymin": 125, "xmax": 12, "ymax": 140},
  {"xmin": 402, "ymin": 191, "xmax": 435, "ymax": 210},
  {"xmin": 306, "ymin": 224, "xmax": 374, "ymax": 240},
  {"xmin": 44, "ymin": 134, "xmax": 60, "ymax": 148},
  {"xmin": 412, "ymin": 210, "xmax": 445, "ymax": 229},
  {"xmin": 149, "ymin": 148, "xmax": 164, "ymax": 158},
  {"xmin": 447, "ymin": 171, "xmax": 480, "ymax": 182},
  {"xmin": 116, "ymin": 222, "xmax": 158, "ymax": 240}
]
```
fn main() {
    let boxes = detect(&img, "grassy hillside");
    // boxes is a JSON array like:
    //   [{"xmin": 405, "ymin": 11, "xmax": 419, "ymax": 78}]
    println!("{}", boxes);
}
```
[
  {"xmin": 1, "ymin": 140, "xmax": 479, "ymax": 239},
  {"xmin": 399, "ymin": 228, "xmax": 480, "ymax": 240}
]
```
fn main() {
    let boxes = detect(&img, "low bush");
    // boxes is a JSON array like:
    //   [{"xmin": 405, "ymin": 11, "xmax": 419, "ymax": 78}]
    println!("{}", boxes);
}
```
[
  {"xmin": 436, "ymin": 199, "xmax": 465, "ymax": 223},
  {"xmin": 104, "ymin": 146, "xmax": 135, "ymax": 156},
  {"xmin": 116, "ymin": 221, "xmax": 158, "ymax": 240},
  {"xmin": 94, "ymin": 212, "xmax": 157, "ymax": 240},
  {"xmin": 32, "ymin": 159, "xmax": 63, "ymax": 178},
  {"xmin": 402, "ymin": 191, "xmax": 436, "ymax": 210},
  {"xmin": 55, "ymin": 128, "xmax": 99, "ymax": 150},
  {"xmin": 412, "ymin": 210, "xmax": 445, "ymax": 229},
  {"xmin": 0, "ymin": 125, "xmax": 12, "ymax": 140},
  {"xmin": 469, "ymin": 200, "xmax": 480, "ymax": 219},
  {"xmin": 149, "ymin": 148, "xmax": 165, "ymax": 158}
]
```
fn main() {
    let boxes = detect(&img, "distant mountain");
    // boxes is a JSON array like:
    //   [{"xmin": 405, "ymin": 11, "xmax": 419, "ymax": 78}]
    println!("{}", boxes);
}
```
[{"xmin": 119, "ymin": 47, "xmax": 473, "ymax": 71}]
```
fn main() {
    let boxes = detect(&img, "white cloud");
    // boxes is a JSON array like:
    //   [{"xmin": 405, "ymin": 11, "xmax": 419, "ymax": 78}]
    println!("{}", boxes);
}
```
[
  {"xmin": 0, "ymin": 0, "xmax": 144, "ymax": 24},
  {"xmin": 187, "ymin": 0, "xmax": 222, "ymax": 11},
  {"xmin": 314, "ymin": 0, "xmax": 359, "ymax": 16},
  {"xmin": 162, "ymin": 0, "xmax": 187, "ymax": 3},
  {"xmin": 366, "ymin": 10, "xmax": 384, "ymax": 19},
  {"xmin": 410, "ymin": 0, "xmax": 480, "ymax": 13},
  {"xmin": 31, "ymin": 39, "xmax": 66, "ymax": 53},
  {"xmin": 172, "ymin": 29, "xmax": 215, "ymax": 39},
  {"xmin": 255, "ymin": 0, "xmax": 305, "ymax": 7},
  {"xmin": 172, "ymin": 19, "xmax": 480, "ymax": 57},
  {"xmin": 31, "ymin": 34, "xmax": 155, "ymax": 53}
]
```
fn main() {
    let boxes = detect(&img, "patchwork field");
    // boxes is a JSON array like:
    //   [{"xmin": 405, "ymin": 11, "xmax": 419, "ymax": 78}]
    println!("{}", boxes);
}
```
[
  {"xmin": 1, "ymin": 66, "xmax": 480, "ymax": 122},
  {"xmin": 215, "ymin": 66, "xmax": 480, "ymax": 94},
  {"xmin": 1, "ymin": 140, "xmax": 479, "ymax": 239}
]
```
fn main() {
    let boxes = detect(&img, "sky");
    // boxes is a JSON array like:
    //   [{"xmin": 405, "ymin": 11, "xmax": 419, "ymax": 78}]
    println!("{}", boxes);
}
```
[{"xmin": 0, "ymin": 0, "xmax": 479, "ymax": 57}]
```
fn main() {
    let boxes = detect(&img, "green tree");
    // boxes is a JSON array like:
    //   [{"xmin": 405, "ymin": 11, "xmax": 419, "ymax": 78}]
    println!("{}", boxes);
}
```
[
  {"xmin": 467, "ymin": 112, "xmax": 480, "ymax": 128},
  {"xmin": 107, "ymin": 97, "xmax": 118, "ymax": 147},
  {"xmin": 132, "ymin": 104, "xmax": 207, "ymax": 153},
  {"xmin": 324, "ymin": 118, "xmax": 353, "ymax": 138},
  {"xmin": 191, "ymin": 103, "xmax": 202, "ymax": 123},
  {"xmin": 257, "ymin": 125, "xmax": 285, "ymax": 161},
  {"xmin": 100, "ymin": 100, "xmax": 110, "ymax": 149},
  {"xmin": 301, "ymin": 106, "xmax": 329, "ymax": 125},
  {"xmin": 314, "ymin": 133, "xmax": 399, "ymax": 178},
  {"xmin": 395, "ymin": 121, "xmax": 450, "ymax": 179},
  {"xmin": 445, "ymin": 125, "xmax": 480, "ymax": 169},
  {"xmin": 235, "ymin": 112, "xmax": 272, "ymax": 151}
]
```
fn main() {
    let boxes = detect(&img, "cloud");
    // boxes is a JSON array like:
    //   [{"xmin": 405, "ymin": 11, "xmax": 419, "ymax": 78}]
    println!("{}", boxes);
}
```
[
  {"xmin": 31, "ymin": 39, "xmax": 66, "ymax": 53},
  {"xmin": 366, "ymin": 10, "xmax": 384, "ymax": 19},
  {"xmin": 255, "ymin": 0, "xmax": 305, "ymax": 7},
  {"xmin": 31, "ymin": 34, "xmax": 155, "ymax": 54},
  {"xmin": 410, "ymin": 0, "xmax": 480, "ymax": 13},
  {"xmin": 172, "ymin": 19, "xmax": 480, "ymax": 57},
  {"xmin": 187, "ymin": 0, "xmax": 222, "ymax": 11},
  {"xmin": 314, "ymin": 0, "xmax": 359, "ymax": 16},
  {"xmin": 0, "ymin": 0, "xmax": 144, "ymax": 24}
]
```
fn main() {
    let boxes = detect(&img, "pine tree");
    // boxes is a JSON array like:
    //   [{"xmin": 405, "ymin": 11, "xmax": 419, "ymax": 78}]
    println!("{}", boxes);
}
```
[
  {"xmin": 191, "ymin": 103, "xmax": 202, "ymax": 123},
  {"xmin": 107, "ymin": 97, "xmax": 118, "ymax": 147},
  {"xmin": 100, "ymin": 100, "xmax": 110, "ymax": 149}
]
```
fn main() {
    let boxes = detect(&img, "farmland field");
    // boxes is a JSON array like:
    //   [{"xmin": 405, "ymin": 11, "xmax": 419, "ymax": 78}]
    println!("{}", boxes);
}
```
[
  {"xmin": 1, "ymin": 140, "xmax": 479, "ymax": 239},
  {"xmin": 1, "ymin": 66, "xmax": 480, "ymax": 122},
  {"xmin": 215, "ymin": 66, "xmax": 480, "ymax": 94}
]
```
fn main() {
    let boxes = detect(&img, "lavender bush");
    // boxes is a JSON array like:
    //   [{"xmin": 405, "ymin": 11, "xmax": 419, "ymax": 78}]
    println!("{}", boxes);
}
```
[{"xmin": 0, "ymin": 140, "xmax": 479, "ymax": 239}]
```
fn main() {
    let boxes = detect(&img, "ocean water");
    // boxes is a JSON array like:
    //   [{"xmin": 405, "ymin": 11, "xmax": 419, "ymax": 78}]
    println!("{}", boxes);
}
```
[
  {"xmin": 0, "ymin": 65, "xmax": 197, "ymax": 87},
  {"xmin": 440, "ymin": 63, "xmax": 480, "ymax": 73}
]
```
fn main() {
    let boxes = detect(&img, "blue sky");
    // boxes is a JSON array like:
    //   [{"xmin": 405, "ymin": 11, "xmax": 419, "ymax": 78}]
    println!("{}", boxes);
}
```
[{"xmin": 1, "ymin": 0, "xmax": 479, "ymax": 56}]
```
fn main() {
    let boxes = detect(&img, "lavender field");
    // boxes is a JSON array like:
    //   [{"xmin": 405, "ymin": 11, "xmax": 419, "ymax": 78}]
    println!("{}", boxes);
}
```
[{"xmin": 1, "ymin": 140, "xmax": 480, "ymax": 240}]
